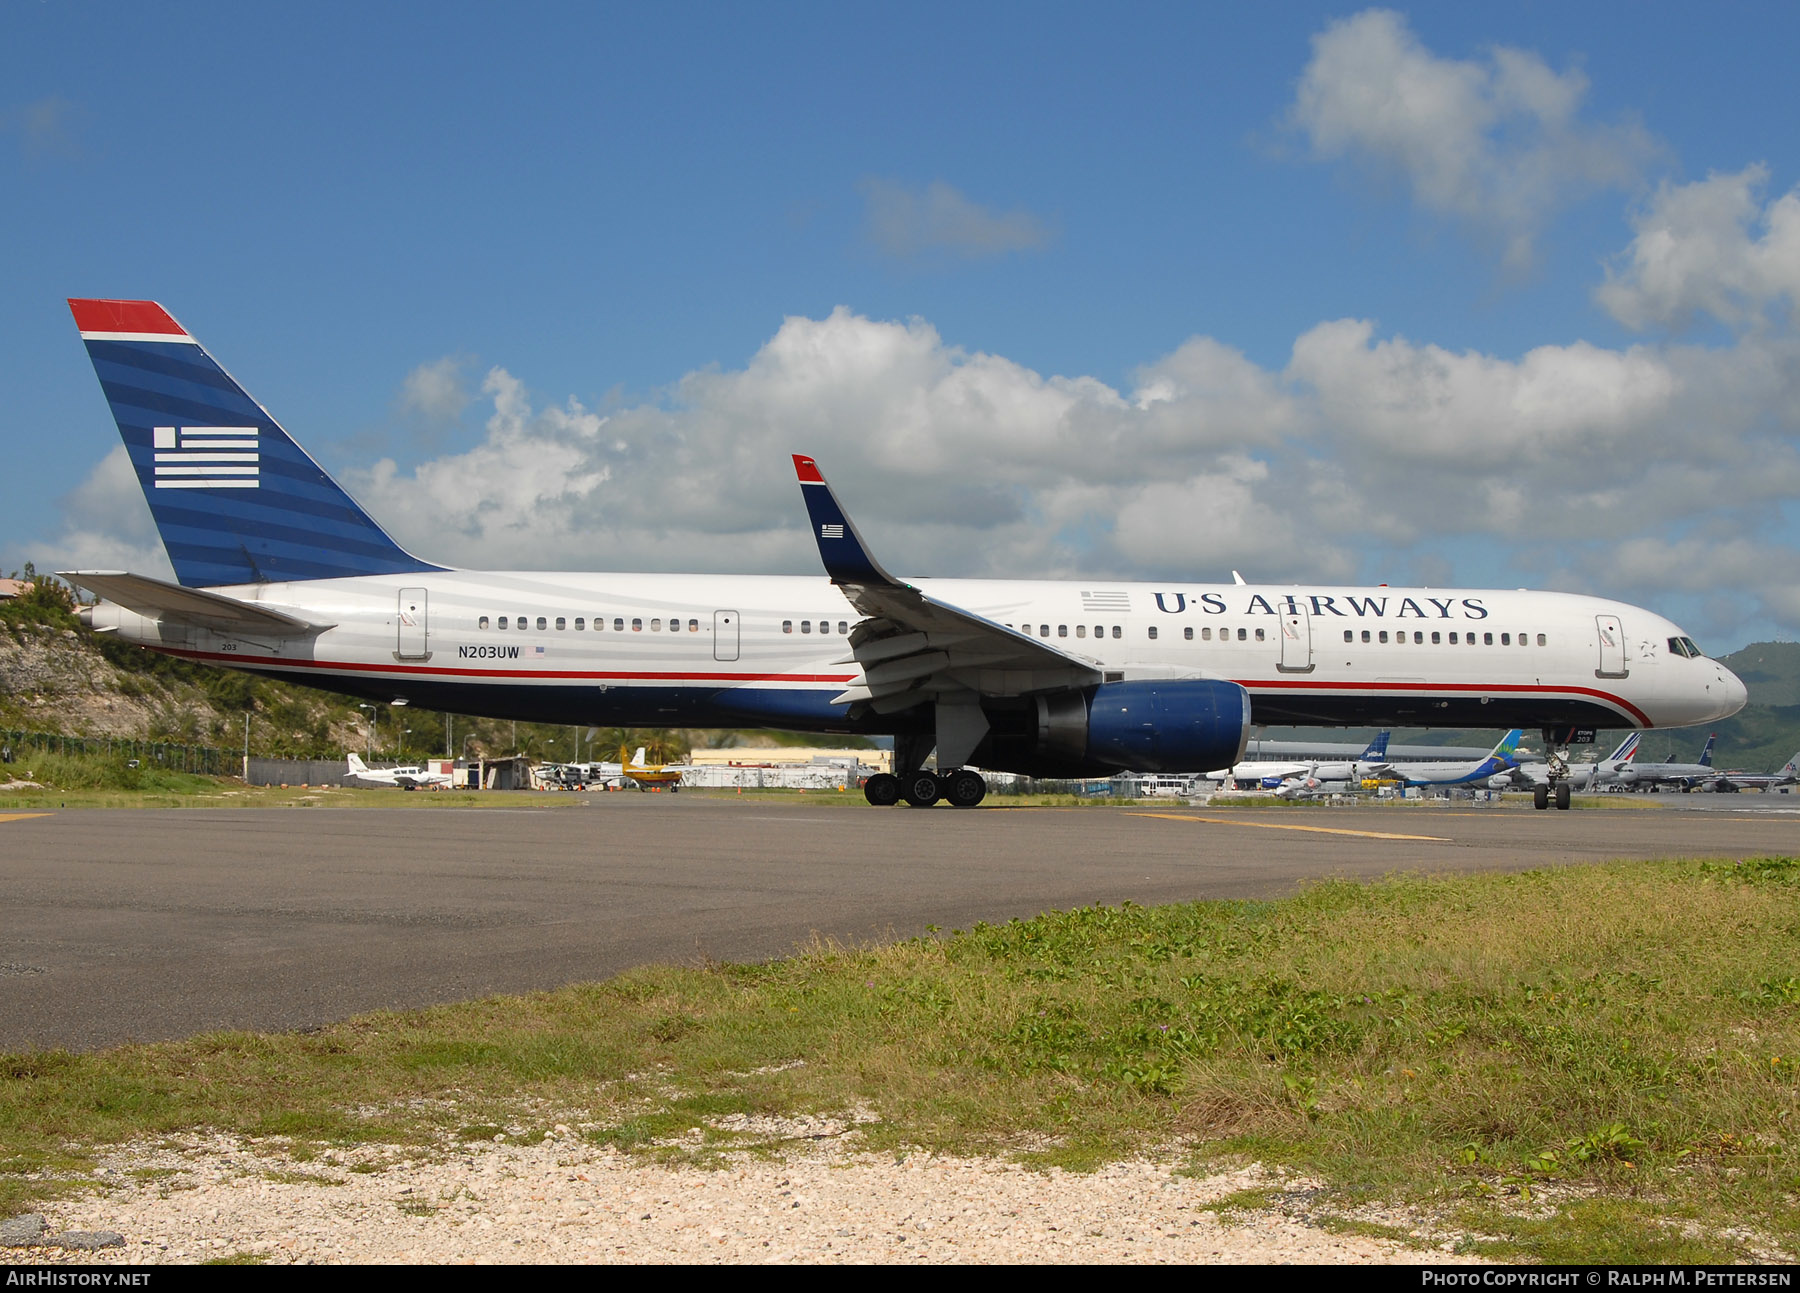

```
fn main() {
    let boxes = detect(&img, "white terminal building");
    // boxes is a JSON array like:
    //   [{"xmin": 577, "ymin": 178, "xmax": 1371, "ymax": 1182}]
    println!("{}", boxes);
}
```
[{"xmin": 684, "ymin": 746, "xmax": 889, "ymax": 790}]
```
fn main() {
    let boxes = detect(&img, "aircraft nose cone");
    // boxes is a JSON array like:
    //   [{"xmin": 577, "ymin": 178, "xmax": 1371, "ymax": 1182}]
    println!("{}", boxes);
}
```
[{"xmin": 1718, "ymin": 665, "xmax": 1748, "ymax": 718}]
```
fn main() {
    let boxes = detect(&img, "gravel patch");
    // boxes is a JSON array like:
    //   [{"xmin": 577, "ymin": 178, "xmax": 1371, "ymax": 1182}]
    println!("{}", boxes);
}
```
[{"xmin": 15, "ymin": 1127, "xmax": 1481, "ymax": 1264}]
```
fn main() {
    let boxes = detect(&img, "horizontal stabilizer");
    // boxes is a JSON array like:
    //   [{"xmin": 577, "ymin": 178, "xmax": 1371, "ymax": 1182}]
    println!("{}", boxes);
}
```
[{"xmin": 62, "ymin": 570, "xmax": 333, "ymax": 635}]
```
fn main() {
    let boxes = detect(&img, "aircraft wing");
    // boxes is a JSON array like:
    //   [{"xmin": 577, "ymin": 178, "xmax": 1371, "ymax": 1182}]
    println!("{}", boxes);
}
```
[
  {"xmin": 63, "ymin": 570, "xmax": 333, "ymax": 636},
  {"xmin": 792, "ymin": 456, "xmax": 1103, "ymax": 711}
]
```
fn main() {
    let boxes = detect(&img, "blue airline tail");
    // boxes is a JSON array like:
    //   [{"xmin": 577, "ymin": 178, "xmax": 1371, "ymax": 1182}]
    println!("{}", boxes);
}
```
[
  {"xmin": 1360, "ymin": 730, "xmax": 1390, "ymax": 761},
  {"xmin": 1697, "ymin": 733, "xmax": 1716, "ymax": 767},
  {"xmin": 69, "ymin": 299, "xmax": 442, "ymax": 588}
]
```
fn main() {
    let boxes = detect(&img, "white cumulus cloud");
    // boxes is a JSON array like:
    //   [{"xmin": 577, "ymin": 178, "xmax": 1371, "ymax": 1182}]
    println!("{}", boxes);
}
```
[
  {"xmin": 25, "ymin": 306, "xmax": 1800, "ymax": 642},
  {"xmin": 1289, "ymin": 9, "xmax": 1657, "ymax": 268},
  {"xmin": 1597, "ymin": 165, "xmax": 1800, "ymax": 331}
]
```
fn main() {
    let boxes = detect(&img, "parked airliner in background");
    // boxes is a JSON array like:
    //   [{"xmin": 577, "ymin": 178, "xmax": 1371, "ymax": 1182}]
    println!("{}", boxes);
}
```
[
  {"xmin": 1214, "ymin": 732, "xmax": 1391, "ymax": 790},
  {"xmin": 1613, "ymin": 734, "xmax": 1721, "ymax": 791},
  {"xmin": 62, "ymin": 300, "xmax": 1747, "ymax": 810},
  {"xmin": 345, "ymin": 752, "xmax": 453, "ymax": 790}
]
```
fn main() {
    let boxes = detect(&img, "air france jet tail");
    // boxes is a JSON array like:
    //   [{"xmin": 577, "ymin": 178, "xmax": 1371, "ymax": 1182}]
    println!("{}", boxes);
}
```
[{"xmin": 61, "ymin": 299, "xmax": 1750, "ymax": 812}]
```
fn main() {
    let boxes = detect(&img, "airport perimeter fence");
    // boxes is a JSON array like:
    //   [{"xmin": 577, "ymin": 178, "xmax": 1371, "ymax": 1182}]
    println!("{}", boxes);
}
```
[{"xmin": 0, "ymin": 727, "xmax": 235, "ymax": 776}]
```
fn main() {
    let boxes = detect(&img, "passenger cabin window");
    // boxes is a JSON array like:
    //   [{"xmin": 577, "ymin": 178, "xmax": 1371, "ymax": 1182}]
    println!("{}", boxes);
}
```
[
  {"xmin": 651, "ymin": 618, "xmax": 661, "ymax": 631},
  {"xmin": 782, "ymin": 620, "xmax": 793, "ymax": 634},
  {"xmin": 1431, "ymin": 631, "xmax": 1440, "ymax": 644},
  {"xmin": 1361, "ymin": 630, "xmax": 1371, "ymax": 643},
  {"xmin": 614, "ymin": 618, "xmax": 624, "ymax": 632},
  {"xmin": 1058, "ymin": 625, "xmax": 1068, "ymax": 637},
  {"xmin": 1379, "ymin": 631, "xmax": 1388, "ymax": 643},
  {"xmin": 480, "ymin": 616, "xmax": 490, "ymax": 630},
  {"xmin": 1148, "ymin": 626, "xmax": 1158, "ymax": 640},
  {"xmin": 1344, "ymin": 630, "xmax": 1353, "ymax": 643},
  {"xmin": 1202, "ymin": 627, "xmax": 1212, "ymax": 641},
  {"xmin": 691, "ymin": 619, "xmax": 700, "ymax": 632},
  {"xmin": 801, "ymin": 620, "xmax": 812, "ymax": 633},
  {"xmin": 1076, "ymin": 625, "xmax": 1086, "ymax": 638},
  {"xmin": 1501, "ymin": 632, "xmax": 1511, "ymax": 645},
  {"xmin": 837, "ymin": 621, "xmax": 847, "ymax": 634},
  {"xmin": 556, "ymin": 617, "xmax": 566, "ymax": 631},
  {"xmin": 1237, "ymin": 628, "xmax": 1247, "ymax": 641},
  {"xmin": 1184, "ymin": 626, "xmax": 1193, "ymax": 640},
  {"xmin": 1040, "ymin": 625, "xmax": 1050, "ymax": 638},
  {"xmin": 632, "ymin": 618, "xmax": 642, "ymax": 632},
  {"xmin": 574, "ymin": 618, "xmax": 584, "ymax": 630},
  {"xmin": 1254, "ymin": 628, "xmax": 1265, "ymax": 642},
  {"xmin": 1537, "ymin": 633, "xmax": 1547, "ymax": 647},
  {"xmin": 536, "ymin": 616, "xmax": 547, "ymax": 630},
  {"xmin": 1483, "ymin": 632, "xmax": 1493, "ymax": 645},
  {"xmin": 518, "ymin": 616, "xmax": 528, "ymax": 631}
]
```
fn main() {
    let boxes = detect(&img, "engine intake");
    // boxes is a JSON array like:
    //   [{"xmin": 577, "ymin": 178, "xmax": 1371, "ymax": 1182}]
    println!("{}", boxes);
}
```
[{"xmin": 1035, "ymin": 680, "xmax": 1251, "ymax": 774}]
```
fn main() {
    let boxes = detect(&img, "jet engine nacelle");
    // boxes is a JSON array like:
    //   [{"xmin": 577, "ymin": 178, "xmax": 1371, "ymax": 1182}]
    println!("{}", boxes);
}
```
[{"xmin": 1034, "ymin": 679, "xmax": 1251, "ymax": 775}]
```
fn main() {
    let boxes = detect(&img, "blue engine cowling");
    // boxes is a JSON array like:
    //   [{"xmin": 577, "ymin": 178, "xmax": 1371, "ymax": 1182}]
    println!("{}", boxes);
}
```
[{"xmin": 1036, "ymin": 680, "xmax": 1251, "ymax": 774}]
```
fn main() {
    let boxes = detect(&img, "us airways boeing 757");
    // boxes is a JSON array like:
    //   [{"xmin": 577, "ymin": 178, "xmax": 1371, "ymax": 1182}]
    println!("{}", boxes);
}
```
[{"xmin": 61, "ymin": 299, "xmax": 1747, "ymax": 810}]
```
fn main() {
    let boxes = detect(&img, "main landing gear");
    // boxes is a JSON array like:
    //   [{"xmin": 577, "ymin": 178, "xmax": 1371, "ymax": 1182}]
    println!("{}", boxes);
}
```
[{"xmin": 863, "ymin": 769, "xmax": 988, "ymax": 808}]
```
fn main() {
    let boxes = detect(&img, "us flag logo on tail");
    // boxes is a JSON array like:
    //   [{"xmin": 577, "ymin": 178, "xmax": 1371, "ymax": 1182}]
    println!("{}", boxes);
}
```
[
  {"xmin": 152, "ymin": 426, "xmax": 260, "ymax": 489},
  {"xmin": 820, "ymin": 523, "xmax": 844, "ymax": 539}
]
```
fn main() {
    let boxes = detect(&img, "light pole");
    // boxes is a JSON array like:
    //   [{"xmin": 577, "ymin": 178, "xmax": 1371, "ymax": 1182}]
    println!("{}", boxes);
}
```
[{"xmin": 358, "ymin": 704, "xmax": 376, "ymax": 759}]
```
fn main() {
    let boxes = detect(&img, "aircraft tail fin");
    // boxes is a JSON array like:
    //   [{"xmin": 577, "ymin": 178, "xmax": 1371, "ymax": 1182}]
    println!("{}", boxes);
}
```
[
  {"xmin": 68, "ymin": 299, "xmax": 444, "ymax": 588},
  {"xmin": 347, "ymin": 753, "xmax": 368, "ymax": 774},
  {"xmin": 1492, "ymin": 729, "xmax": 1524, "ymax": 757},
  {"xmin": 1698, "ymin": 733, "xmax": 1717, "ymax": 767},
  {"xmin": 1360, "ymin": 730, "xmax": 1390, "ymax": 761},
  {"xmin": 1609, "ymin": 731, "xmax": 1641, "ymax": 763}
]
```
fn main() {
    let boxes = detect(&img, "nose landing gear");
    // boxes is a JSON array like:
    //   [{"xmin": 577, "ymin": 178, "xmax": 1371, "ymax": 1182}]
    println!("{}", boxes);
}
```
[{"xmin": 1534, "ymin": 729, "xmax": 1578, "ymax": 809}]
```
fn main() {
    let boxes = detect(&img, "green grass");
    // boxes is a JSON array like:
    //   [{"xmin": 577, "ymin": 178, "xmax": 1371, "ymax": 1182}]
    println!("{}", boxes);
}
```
[{"xmin": 2, "ymin": 856, "xmax": 1797, "ymax": 1261}]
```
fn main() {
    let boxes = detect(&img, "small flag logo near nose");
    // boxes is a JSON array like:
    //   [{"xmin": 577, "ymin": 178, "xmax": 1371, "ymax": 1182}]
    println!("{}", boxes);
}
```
[
  {"xmin": 152, "ymin": 426, "xmax": 260, "ymax": 489},
  {"xmin": 820, "ymin": 523, "xmax": 844, "ymax": 539}
]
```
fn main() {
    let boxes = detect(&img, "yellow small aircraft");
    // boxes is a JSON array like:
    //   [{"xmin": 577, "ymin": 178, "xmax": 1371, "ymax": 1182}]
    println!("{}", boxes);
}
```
[{"xmin": 618, "ymin": 744, "xmax": 690, "ymax": 792}]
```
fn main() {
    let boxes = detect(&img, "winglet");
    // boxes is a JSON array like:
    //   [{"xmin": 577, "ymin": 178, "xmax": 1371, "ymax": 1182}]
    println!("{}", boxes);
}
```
[{"xmin": 792, "ymin": 455, "xmax": 905, "ymax": 588}]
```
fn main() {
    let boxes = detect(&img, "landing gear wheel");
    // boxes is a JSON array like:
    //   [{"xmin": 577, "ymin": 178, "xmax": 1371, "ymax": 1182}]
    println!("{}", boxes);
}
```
[
  {"xmin": 945, "ymin": 769, "xmax": 987, "ymax": 808},
  {"xmin": 1533, "ymin": 785, "xmax": 1550, "ymax": 811},
  {"xmin": 1555, "ymin": 782, "xmax": 1571, "ymax": 811},
  {"xmin": 863, "ymin": 773, "xmax": 901, "ymax": 806},
  {"xmin": 901, "ymin": 771, "xmax": 941, "ymax": 807}
]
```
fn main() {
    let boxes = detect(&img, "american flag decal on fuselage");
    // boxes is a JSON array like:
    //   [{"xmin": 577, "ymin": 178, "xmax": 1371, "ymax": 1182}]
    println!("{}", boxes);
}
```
[{"xmin": 152, "ymin": 426, "xmax": 259, "ymax": 489}]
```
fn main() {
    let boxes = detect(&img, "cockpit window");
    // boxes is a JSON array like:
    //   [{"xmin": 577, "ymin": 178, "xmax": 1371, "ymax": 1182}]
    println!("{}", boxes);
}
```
[{"xmin": 1667, "ymin": 636, "xmax": 1706, "ymax": 659}]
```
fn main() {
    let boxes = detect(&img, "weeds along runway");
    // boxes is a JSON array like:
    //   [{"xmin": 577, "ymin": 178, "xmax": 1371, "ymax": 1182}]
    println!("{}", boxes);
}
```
[{"xmin": 2, "ymin": 796, "xmax": 1794, "ymax": 1052}]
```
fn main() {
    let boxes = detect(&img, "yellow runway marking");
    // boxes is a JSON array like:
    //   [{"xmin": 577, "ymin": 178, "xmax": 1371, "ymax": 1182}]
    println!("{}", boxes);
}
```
[
  {"xmin": 0, "ymin": 813, "xmax": 51, "ymax": 823},
  {"xmin": 1129, "ymin": 812, "xmax": 1450, "ymax": 842}
]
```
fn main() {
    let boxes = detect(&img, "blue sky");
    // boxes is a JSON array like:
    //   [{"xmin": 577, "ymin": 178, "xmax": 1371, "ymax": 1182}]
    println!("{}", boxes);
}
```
[{"xmin": 5, "ymin": 3, "xmax": 1800, "ymax": 651}]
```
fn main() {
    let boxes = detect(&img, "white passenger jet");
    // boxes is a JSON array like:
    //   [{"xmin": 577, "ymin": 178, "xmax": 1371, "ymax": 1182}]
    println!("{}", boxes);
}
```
[{"xmin": 61, "ymin": 300, "xmax": 1747, "ymax": 810}]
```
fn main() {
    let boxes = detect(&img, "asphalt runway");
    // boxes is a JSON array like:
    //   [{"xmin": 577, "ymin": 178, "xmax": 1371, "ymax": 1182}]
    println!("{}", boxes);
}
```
[{"xmin": 2, "ymin": 795, "xmax": 1796, "ymax": 1052}]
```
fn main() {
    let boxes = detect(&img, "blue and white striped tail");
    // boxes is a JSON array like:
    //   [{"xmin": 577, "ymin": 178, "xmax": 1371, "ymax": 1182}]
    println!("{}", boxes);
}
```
[{"xmin": 69, "ymin": 299, "xmax": 442, "ymax": 588}]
